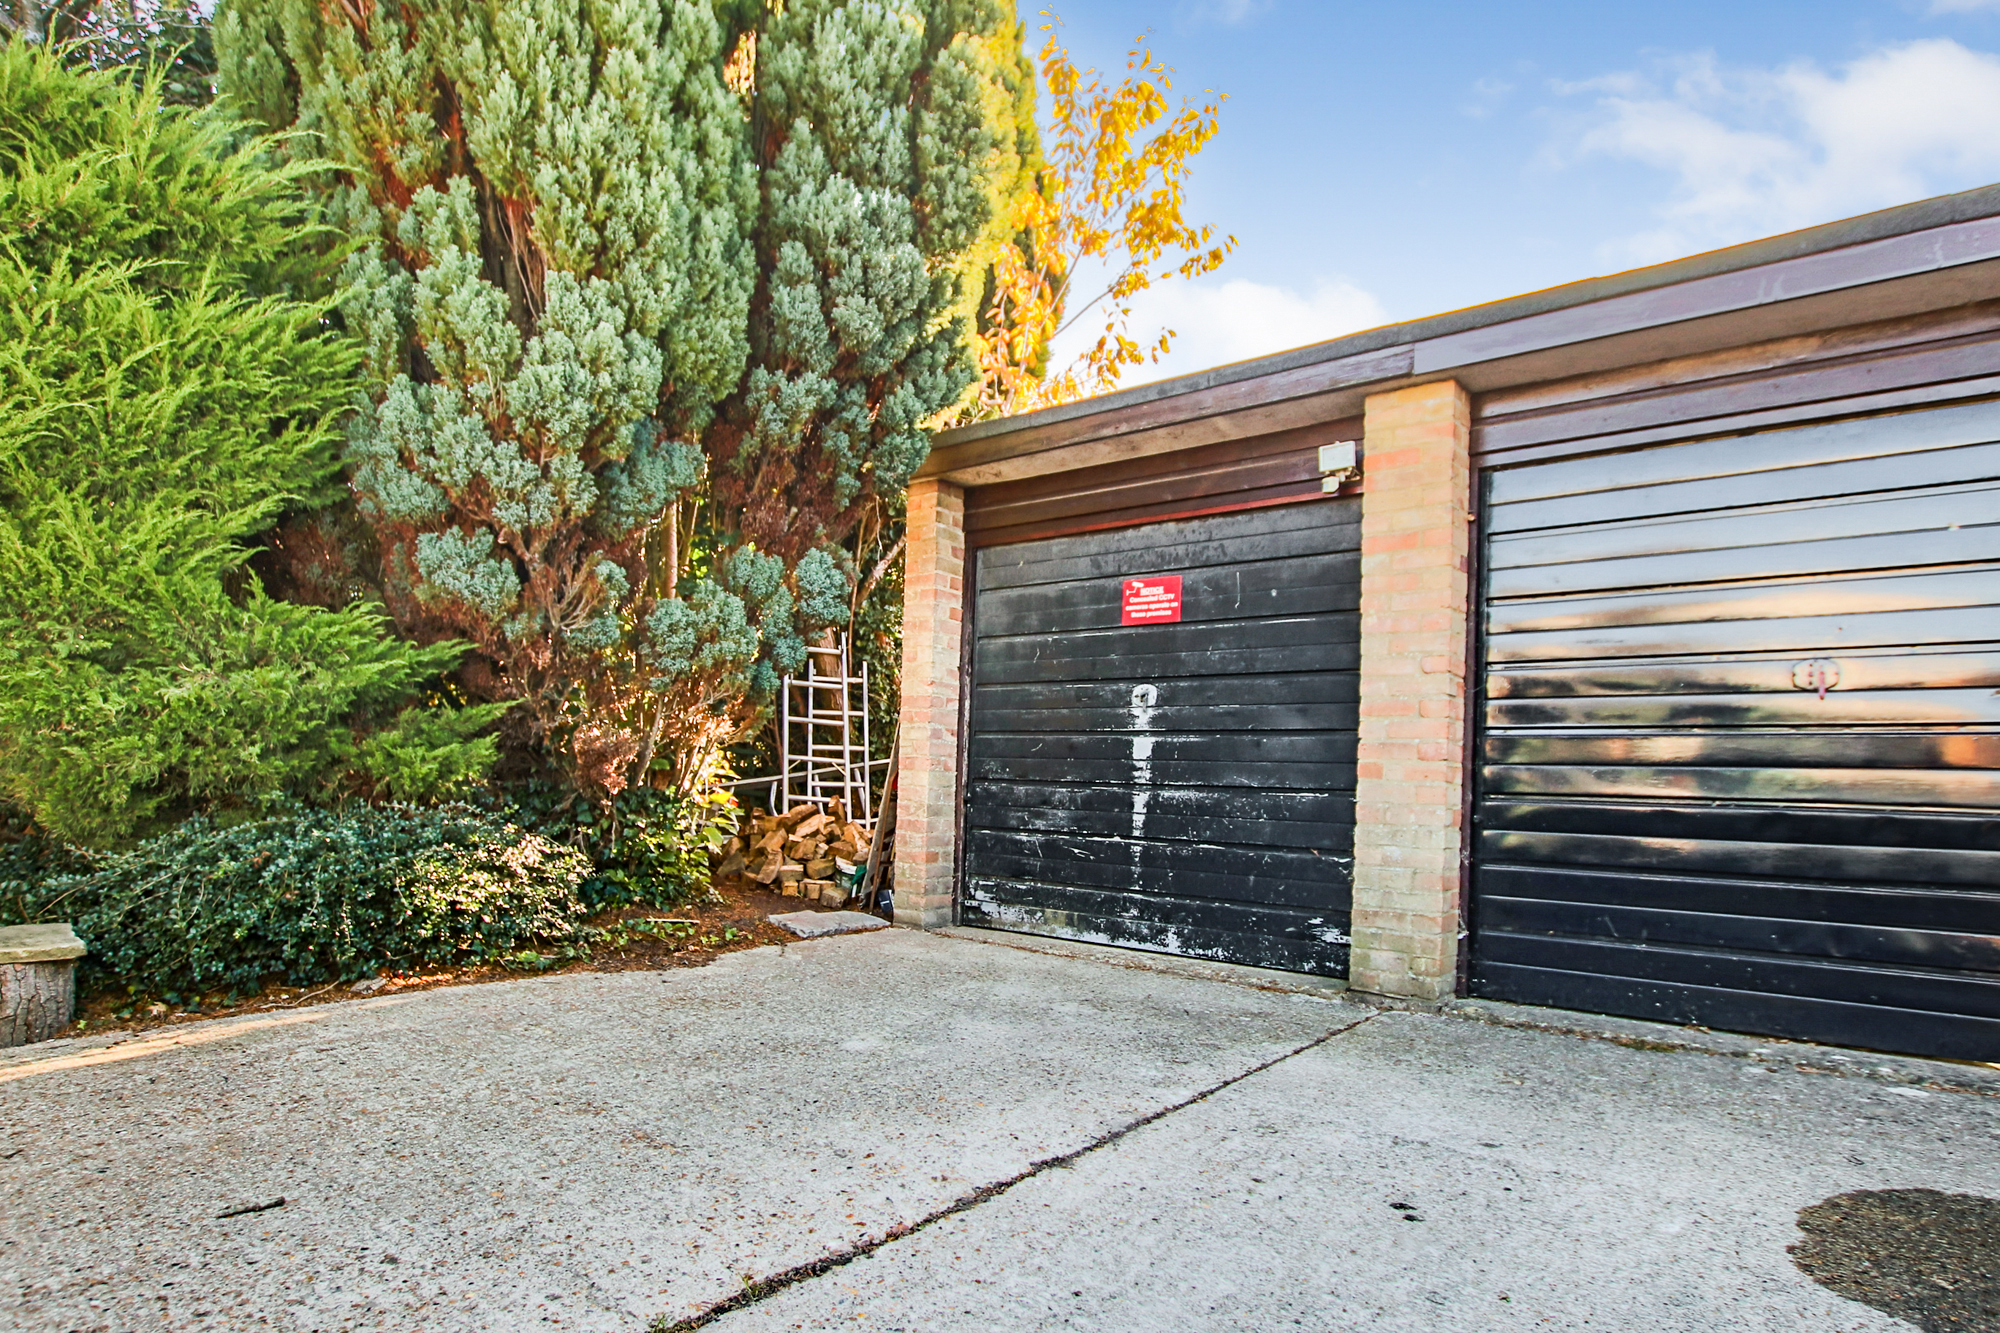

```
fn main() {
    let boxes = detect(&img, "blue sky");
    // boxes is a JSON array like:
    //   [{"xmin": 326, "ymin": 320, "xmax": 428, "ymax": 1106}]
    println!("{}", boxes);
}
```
[{"xmin": 1041, "ymin": 0, "xmax": 2000, "ymax": 385}]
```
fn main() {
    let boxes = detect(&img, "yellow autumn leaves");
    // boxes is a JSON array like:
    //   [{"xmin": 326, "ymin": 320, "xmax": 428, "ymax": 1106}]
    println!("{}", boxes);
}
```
[{"xmin": 966, "ymin": 18, "xmax": 1236, "ymax": 420}]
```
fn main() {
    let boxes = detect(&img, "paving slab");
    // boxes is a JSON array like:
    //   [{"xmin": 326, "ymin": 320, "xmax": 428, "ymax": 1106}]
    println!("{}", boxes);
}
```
[
  {"xmin": 0, "ymin": 923, "xmax": 86, "ymax": 965},
  {"xmin": 716, "ymin": 1008, "xmax": 2000, "ymax": 1333},
  {"xmin": 0, "ymin": 928, "xmax": 1349, "ymax": 1331},
  {"xmin": 767, "ymin": 912, "xmax": 888, "ymax": 940}
]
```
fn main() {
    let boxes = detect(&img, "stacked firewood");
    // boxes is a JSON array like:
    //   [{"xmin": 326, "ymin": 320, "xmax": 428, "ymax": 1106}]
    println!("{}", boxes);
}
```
[{"xmin": 714, "ymin": 798, "xmax": 872, "ymax": 908}]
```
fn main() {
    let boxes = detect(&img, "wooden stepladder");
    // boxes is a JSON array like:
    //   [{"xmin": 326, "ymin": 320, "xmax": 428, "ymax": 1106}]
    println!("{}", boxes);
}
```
[{"xmin": 778, "ymin": 636, "xmax": 875, "ymax": 829}]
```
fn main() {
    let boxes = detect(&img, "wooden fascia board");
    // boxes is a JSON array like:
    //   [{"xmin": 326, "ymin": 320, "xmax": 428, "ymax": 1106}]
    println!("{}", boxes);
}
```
[
  {"xmin": 917, "ymin": 345, "xmax": 1412, "ymax": 485},
  {"xmin": 1448, "ymin": 259, "xmax": 2000, "ymax": 396},
  {"xmin": 1416, "ymin": 213, "xmax": 2000, "ymax": 372}
]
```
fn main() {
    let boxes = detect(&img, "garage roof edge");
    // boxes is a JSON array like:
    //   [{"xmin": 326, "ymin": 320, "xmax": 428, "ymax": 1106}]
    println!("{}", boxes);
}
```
[{"xmin": 923, "ymin": 181, "xmax": 2000, "ymax": 474}]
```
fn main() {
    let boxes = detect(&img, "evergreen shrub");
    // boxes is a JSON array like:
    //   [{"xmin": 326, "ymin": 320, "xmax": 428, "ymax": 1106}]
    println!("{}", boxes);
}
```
[
  {"xmin": 0, "ymin": 42, "xmax": 496, "ymax": 846},
  {"xmin": 502, "ymin": 783, "xmax": 739, "ymax": 912},
  {"xmin": 0, "ymin": 806, "xmax": 590, "ymax": 1004}
]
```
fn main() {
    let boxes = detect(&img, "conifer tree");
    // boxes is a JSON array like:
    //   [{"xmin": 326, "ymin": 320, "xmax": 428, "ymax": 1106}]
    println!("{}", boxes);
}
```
[
  {"xmin": 219, "ymin": 0, "xmax": 759, "ymax": 794},
  {"xmin": 216, "ymin": 0, "xmax": 1018, "ymax": 794},
  {"xmin": 0, "ymin": 43, "xmax": 492, "ymax": 845}
]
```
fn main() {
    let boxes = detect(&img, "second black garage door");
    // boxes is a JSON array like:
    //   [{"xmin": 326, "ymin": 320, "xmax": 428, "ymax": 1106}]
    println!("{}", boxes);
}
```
[
  {"xmin": 1471, "ymin": 399, "xmax": 2000, "ymax": 1061},
  {"xmin": 961, "ymin": 501, "xmax": 1359, "ymax": 975}
]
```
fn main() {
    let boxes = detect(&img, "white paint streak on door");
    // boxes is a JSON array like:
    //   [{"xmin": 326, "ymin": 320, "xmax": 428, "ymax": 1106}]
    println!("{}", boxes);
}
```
[{"xmin": 1127, "ymin": 684, "xmax": 1160, "ymax": 891}]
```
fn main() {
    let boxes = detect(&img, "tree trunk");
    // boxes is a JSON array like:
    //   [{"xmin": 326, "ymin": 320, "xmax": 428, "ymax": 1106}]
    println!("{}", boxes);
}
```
[{"xmin": 0, "ymin": 961, "xmax": 75, "ymax": 1047}]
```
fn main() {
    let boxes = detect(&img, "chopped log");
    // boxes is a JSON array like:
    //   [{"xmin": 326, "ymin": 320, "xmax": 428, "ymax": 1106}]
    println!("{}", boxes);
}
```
[{"xmin": 715, "ymin": 799, "xmax": 880, "ymax": 900}]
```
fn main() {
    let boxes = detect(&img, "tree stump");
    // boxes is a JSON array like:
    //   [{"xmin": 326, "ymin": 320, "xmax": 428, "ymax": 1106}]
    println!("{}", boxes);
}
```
[{"xmin": 0, "ymin": 923, "xmax": 86, "ymax": 1047}]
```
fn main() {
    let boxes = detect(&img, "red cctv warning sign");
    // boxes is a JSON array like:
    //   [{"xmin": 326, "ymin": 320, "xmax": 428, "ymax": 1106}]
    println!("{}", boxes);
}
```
[{"xmin": 1121, "ymin": 575, "xmax": 1183, "ymax": 625}]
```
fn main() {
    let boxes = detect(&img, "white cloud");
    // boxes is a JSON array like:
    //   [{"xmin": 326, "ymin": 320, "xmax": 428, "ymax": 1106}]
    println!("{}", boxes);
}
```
[
  {"xmin": 1554, "ymin": 39, "xmax": 2000, "ymax": 263},
  {"xmin": 1464, "ymin": 76, "xmax": 1516, "ymax": 119},
  {"xmin": 1048, "ymin": 276, "xmax": 1390, "ymax": 391}
]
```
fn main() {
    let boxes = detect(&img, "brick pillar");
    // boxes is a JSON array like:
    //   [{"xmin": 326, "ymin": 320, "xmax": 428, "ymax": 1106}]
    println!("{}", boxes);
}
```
[
  {"xmin": 893, "ymin": 478, "xmax": 966, "ymax": 929},
  {"xmin": 1349, "ymin": 380, "xmax": 1473, "ymax": 1001}
]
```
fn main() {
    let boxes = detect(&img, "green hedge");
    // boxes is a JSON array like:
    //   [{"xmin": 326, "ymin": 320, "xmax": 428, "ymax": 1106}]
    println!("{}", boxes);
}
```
[
  {"xmin": 1, "ymin": 805, "xmax": 591, "ymax": 1004},
  {"xmin": 501, "ymin": 783, "xmax": 737, "ymax": 912}
]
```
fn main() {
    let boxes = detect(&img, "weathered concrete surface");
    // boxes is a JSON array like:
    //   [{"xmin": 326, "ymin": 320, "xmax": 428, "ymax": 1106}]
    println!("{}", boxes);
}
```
[
  {"xmin": 0, "ymin": 929, "xmax": 1345, "ymax": 1331},
  {"xmin": 4, "ymin": 928, "xmax": 1996, "ymax": 1333},
  {"xmin": 720, "ymin": 1009, "xmax": 2000, "ymax": 1333}
]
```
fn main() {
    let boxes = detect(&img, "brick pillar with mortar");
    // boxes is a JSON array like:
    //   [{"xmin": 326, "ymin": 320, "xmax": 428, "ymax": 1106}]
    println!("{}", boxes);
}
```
[
  {"xmin": 1349, "ymin": 380, "xmax": 1474, "ymax": 1001},
  {"xmin": 892, "ymin": 477, "xmax": 967, "ymax": 929}
]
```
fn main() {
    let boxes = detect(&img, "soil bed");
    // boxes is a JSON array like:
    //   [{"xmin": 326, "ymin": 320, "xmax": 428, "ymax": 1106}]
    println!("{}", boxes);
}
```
[{"xmin": 62, "ymin": 876, "xmax": 855, "ymax": 1037}]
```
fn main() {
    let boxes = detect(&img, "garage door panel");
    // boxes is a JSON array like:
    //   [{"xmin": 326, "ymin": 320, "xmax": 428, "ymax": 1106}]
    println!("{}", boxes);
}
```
[
  {"xmin": 1490, "ymin": 650, "xmax": 2000, "ymax": 697},
  {"xmin": 1489, "ymin": 603, "xmax": 2000, "ymax": 663},
  {"xmin": 965, "ymin": 502, "xmax": 1356, "ymax": 976},
  {"xmin": 971, "ymin": 754, "xmax": 1353, "ymax": 792},
  {"xmin": 975, "ymin": 552, "xmax": 1359, "ymax": 634},
  {"xmin": 964, "ymin": 877, "xmax": 1349, "ymax": 937},
  {"xmin": 966, "ymin": 830, "xmax": 1346, "ymax": 903},
  {"xmin": 1491, "ymin": 441, "xmax": 2000, "ymax": 534},
  {"xmin": 1481, "ymin": 762, "xmax": 2000, "ymax": 806},
  {"xmin": 975, "ymin": 617, "xmax": 1358, "ymax": 684},
  {"xmin": 973, "ymin": 700, "xmax": 1356, "ymax": 735},
  {"xmin": 971, "ymin": 804, "xmax": 1353, "ymax": 855},
  {"xmin": 969, "ymin": 730, "xmax": 1353, "ymax": 766},
  {"xmin": 962, "ymin": 879, "xmax": 1348, "ymax": 975},
  {"xmin": 1486, "ymin": 398, "xmax": 2000, "ymax": 511},
  {"xmin": 979, "ymin": 501, "xmax": 1359, "ymax": 590},
  {"xmin": 1484, "ymin": 729, "xmax": 2000, "ymax": 769},
  {"xmin": 1487, "ymin": 567, "xmax": 1999, "ymax": 637},
  {"xmin": 1487, "ymin": 688, "xmax": 2000, "ymax": 729},
  {"xmin": 1490, "ymin": 524, "xmax": 2000, "ymax": 599},
  {"xmin": 1478, "ymin": 864, "xmax": 2000, "ymax": 934},
  {"xmin": 968, "ymin": 782, "xmax": 1352, "ymax": 850},
  {"xmin": 1480, "ymin": 799, "xmax": 1999, "ymax": 850},
  {"xmin": 1469, "ymin": 963, "xmax": 2000, "ymax": 1062},
  {"xmin": 1493, "ymin": 484, "xmax": 1995, "ymax": 574},
  {"xmin": 1476, "ymin": 933, "xmax": 2000, "ymax": 1020},
  {"xmin": 1480, "ymin": 829, "xmax": 1999, "ymax": 886},
  {"xmin": 969, "ymin": 779, "xmax": 1348, "ymax": 823},
  {"xmin": 1478, "ymin": 894, "xmax": 2000, "ymax": 972},
  {"xmin": 977, "ymin": 673, "xmax": 1355, "ymax": 714},
  {"xmin": 1472, "ymin": 402, "xmax": 2000, "ymax": 1058}
]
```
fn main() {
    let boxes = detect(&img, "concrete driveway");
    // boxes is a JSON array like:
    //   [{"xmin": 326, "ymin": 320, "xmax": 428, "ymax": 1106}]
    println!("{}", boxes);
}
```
[{"xmin": 2, "ymin": 928, "xmax": 1994, "ymax": 1332}]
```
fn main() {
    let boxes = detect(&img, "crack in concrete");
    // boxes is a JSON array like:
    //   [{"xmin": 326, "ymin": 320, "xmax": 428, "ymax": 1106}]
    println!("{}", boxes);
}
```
[{"xmin": 647, "ymin": 1012, "xmax": 1377, "ymax": 1332}]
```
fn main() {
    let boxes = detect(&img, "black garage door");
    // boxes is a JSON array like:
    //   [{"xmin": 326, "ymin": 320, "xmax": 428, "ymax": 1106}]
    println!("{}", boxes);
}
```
[
  {"xmin": 961, "ymin": 501, "xmax": 1359, "ymax": 975},
  {"xmin": 1471, "ymin": 399, "xmax": 2000, "ymax": 1061}
]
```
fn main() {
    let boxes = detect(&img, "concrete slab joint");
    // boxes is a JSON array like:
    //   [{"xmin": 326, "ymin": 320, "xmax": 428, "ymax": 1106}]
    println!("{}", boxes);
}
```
[
  {"xmin": 1350, "ymin": 380, "xmax": 1473, "ymax": 1002},
  {"xmin": 894, "ymin": 477, "xmax": 966, "ymax": 930}
]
